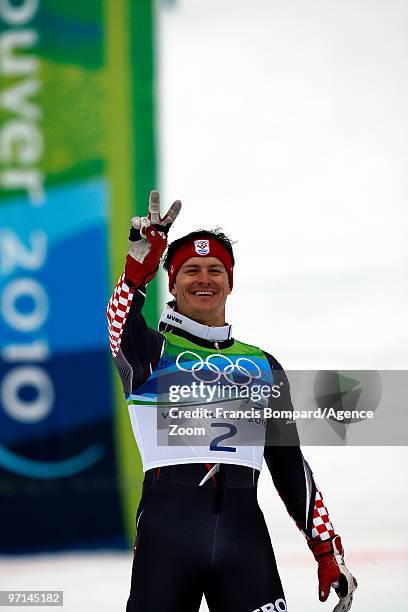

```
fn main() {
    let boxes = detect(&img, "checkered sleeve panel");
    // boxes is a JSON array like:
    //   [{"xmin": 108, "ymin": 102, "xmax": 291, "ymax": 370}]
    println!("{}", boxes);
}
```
[
  {"xmin": 311, "ymin": 486, "xmax": 335, "ymax": 542},
  {"xmin": 107, "ymin": 273, "xmax": 135, "ymax": 358}
]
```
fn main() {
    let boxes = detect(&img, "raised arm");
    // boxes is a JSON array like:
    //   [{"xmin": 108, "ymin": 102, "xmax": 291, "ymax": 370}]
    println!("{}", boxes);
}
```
[{"xmin": 107, "ymin": 191, "xmax": 181, "ymax": 395}]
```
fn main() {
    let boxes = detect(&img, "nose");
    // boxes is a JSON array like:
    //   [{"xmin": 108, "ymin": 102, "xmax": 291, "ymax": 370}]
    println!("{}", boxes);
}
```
[{"xmin": 196, "ymin": 269, "xmax": 212, "ymax": 284}]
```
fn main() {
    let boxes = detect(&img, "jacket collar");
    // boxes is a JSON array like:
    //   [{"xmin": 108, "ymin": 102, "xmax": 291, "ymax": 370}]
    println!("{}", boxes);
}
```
[{"xmin": 159, "ymin": 303, "xmax": 232, "ymax": 342}]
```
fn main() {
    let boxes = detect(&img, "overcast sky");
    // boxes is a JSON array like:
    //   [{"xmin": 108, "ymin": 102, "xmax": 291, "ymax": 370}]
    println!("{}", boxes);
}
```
[{"xmin": 158, "ymin": 0, "xmax": 408, "ymax": 369}]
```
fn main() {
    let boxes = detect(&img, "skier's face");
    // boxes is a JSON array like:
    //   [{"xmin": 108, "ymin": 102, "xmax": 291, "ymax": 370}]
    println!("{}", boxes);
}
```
[{"xmin": 171, "ymin": 256, "xmax": 231, "ymax": 326}]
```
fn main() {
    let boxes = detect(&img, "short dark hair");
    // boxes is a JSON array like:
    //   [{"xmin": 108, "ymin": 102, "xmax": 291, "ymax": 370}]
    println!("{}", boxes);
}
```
[{"xmin": 163, "ymin": 228, "xmax": 235, "ymax": 271}]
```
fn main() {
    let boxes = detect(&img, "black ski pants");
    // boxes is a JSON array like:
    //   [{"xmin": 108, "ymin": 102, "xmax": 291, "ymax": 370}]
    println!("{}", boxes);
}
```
[{"xmin": 126, "ymin": 463, "xmax": 287, "ymax": 612}]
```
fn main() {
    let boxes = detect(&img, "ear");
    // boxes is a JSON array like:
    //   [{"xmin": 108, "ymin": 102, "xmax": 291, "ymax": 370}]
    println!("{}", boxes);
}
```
[{"xmin": 170, "ymin": 286, "xmax": 177, "ymax": 297}]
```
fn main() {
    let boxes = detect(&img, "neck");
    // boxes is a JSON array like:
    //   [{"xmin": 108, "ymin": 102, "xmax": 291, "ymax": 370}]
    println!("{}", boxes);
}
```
[{"xmin": 175, "ymin": 301, "xmax": 226, "ymax": 327}]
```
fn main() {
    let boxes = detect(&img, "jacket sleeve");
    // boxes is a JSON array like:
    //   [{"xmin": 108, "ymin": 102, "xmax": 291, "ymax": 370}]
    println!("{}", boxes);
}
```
[
  {"xmin": 106, "ymin": 272, "xmax": 164, "ymax": 396},
  {"xmin": 263, "ymin": 351, "xmax": 336, "ymax": 545}
]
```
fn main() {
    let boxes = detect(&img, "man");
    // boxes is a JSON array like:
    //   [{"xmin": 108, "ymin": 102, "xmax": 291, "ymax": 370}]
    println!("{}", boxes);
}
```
[{"xmin": 107, "ymin": 191, "xmax": 357, "ymax": 612}]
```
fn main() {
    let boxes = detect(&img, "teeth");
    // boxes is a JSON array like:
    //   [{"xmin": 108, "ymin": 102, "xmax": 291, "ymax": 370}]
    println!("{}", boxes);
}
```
[{"xmin": 194, "ymin": 291, "xmax": 214, "ymax": 296}]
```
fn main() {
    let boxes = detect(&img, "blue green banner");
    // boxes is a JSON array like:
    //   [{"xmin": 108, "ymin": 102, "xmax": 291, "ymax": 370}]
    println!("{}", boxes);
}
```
[{"xmin": 0, "ymin": 0, "xmax": 157, "ymax": 552}]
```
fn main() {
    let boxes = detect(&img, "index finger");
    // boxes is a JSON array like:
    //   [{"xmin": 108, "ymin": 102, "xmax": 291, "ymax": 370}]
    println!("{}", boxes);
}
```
[{"xmin": 148, "ymin": 190, "xmax": 160, "ymax": 224}]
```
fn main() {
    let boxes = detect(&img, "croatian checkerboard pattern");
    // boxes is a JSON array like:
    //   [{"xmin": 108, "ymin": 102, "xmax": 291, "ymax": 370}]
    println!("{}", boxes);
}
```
[
  {"xmin": 311, "ymin": 489, "xmax": 335, "ymax": 541},
  {"xmin": 107, "ymin": 274, "xmax": 134, "ymax": 358}
]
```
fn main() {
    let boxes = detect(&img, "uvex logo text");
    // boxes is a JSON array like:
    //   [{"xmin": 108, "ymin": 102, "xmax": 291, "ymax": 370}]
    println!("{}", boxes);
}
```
[{"xmin": 166, "ymin": 314, "xmax": 182, "ymax": 324}]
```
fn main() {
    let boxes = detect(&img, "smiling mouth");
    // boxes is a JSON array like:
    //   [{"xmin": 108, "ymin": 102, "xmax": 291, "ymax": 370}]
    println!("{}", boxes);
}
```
[{"xmin": 191, "ymin": 290, "xmax": 216, "ymax": 296}]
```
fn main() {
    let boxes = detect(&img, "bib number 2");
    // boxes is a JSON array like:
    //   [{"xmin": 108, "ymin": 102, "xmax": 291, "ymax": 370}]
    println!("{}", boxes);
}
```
[{"xmin": 210, "ymin": 423, "xmax": 237, "ymax": 453}]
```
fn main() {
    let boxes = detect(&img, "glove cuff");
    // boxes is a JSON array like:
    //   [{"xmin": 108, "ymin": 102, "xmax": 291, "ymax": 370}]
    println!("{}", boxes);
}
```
[
  {"xmin": 125, "ymin": 253, "xmax": 158, "ymax": 287},
  {"xmin": 309, "ymin": 534, "xmax": 344, "ymax": 561}
]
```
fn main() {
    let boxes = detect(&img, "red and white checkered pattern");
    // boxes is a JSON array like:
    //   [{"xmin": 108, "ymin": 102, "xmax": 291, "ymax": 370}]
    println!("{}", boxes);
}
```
[
  {"xmin": 311, "ymin": 488, "xmax": 335, "ymax": 541},
  {"xmin": 107, "ymin": 273, "xmax": 135, "ymax": 358}
]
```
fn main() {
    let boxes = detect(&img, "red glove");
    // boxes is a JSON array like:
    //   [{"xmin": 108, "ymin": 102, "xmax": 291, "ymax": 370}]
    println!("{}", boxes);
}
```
[
  {"xmin": 310, "ymin": 535, "xmax": 357, "ymax": 612},
  {"xmin": 126, "ymin": 226, "xmax": 167, "ymax": 286},
  {"xmin": 125, "ymin": 190, "xmax": 181, "ymax": 287}
]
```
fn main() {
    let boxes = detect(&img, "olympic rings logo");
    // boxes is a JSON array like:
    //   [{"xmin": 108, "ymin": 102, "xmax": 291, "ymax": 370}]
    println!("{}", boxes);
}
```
[{"xmin": 175, "ymin": 351, "xmax": 262, "ymax": 385}]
